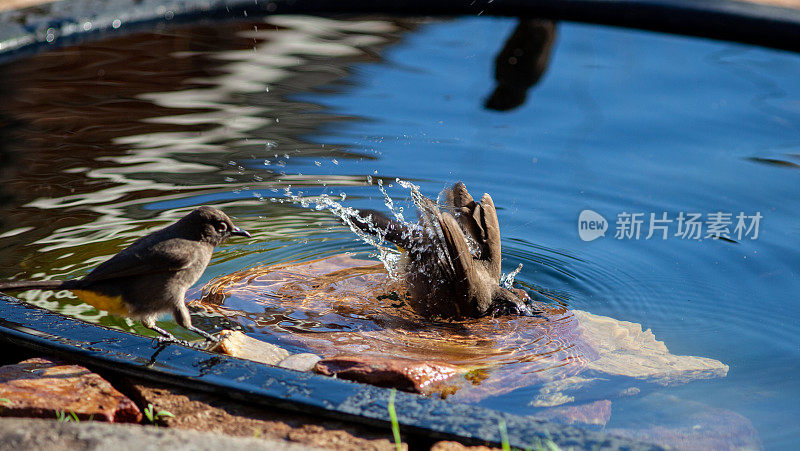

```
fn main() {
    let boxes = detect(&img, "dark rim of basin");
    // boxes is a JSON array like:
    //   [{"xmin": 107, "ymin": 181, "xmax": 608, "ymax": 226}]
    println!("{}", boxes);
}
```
[
  {"xmin": 0, "ymin": 294, "xmax": 661, "ymax": 449},
  {"xmin": 1, "ymin": 0, "xmax": 800, "ymax": 62}
]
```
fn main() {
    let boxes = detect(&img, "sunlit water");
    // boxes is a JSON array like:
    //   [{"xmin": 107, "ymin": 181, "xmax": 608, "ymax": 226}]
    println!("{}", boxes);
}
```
[{"xmin": 0, "ymin": 16, "xmax": 799, "ymax": 449}]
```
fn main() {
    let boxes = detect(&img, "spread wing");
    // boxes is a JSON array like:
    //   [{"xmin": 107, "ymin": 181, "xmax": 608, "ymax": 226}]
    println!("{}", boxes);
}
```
[
  {"xmin": 439, "ymin": 183, "xmax": 502, "ymax": 279},
  {"xmin": 81, "ymin": 237, "xmax": 202, "ymax": 283}
]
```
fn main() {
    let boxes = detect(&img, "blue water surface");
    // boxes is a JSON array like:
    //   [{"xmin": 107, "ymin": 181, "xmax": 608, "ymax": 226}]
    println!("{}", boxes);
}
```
[{"xmin": 291, "ymin": 19, "xmax": 800, "ymax": 448}]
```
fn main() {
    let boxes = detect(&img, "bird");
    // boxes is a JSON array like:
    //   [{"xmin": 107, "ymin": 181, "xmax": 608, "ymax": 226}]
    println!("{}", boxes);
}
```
[
  {"xmin": 350, "ymin": 182, "xmax": 536, "ymax": 319},
  {"xmin": 0, "ymin": 206, "xmax": 250, "ymax": 345}
]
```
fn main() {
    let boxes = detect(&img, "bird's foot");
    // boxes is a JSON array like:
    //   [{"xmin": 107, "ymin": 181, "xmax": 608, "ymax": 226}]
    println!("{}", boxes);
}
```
[{"xmin": 152, "ymin": 336, "xmax": 192, "ymax": 348}]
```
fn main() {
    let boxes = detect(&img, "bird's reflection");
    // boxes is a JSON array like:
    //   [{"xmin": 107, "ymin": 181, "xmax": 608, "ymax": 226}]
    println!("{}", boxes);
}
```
[{"xmin": 486, "ymin": 19, "xmax": 557, "ymax": 111}]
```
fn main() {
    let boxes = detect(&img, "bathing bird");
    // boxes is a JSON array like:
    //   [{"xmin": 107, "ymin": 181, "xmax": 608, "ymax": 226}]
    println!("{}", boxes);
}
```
[
  {"xmin": 351, "ymin": 182, "xmax": 536, "ymax": 319},
  {"xmin": 0, "ymin": 206, "xmax": 250, "ymax": 345}
]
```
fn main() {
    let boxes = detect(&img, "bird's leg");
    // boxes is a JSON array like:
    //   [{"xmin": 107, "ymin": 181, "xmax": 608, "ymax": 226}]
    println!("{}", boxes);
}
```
[
  {"xmin": 173, "ymin": 304, "xmax": 219, "ymax": 344},
  {"xmin": 185, "ymin": 324, "xmax": 220, "ymax": 343},
  {"xmin": 148, "ymin": 325, "xmax": 191, "ymax": 347},
  {"xmin": 142, "ymin": 316, "xmax": 191, "ymax": 347}
]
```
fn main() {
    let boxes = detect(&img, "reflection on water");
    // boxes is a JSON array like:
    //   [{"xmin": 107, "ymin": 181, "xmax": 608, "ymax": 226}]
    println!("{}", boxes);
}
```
[
  {"xmin": 1, "ymin": 15, "xmax": 799, "ymax": 449},
  {"xmin": 0, "ymin": 16, "xmax": 409, "ymax": 329}
]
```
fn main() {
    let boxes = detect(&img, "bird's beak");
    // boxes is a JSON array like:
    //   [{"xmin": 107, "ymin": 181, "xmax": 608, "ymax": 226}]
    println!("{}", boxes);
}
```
[{"xmin": 230, "ymin": 226, "xmax": 251, "ymax": 238}]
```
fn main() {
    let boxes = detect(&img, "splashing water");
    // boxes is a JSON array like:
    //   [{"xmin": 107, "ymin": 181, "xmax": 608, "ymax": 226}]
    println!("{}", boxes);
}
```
[
  {"xmin": 282, "ymin": 183, "xmax": 404, "ymax": 279},
  {"xmin": 500, "ymin": 263, "xmax": 523, "ymax": 289},
  {"xmin": 282, "ymin": 178, "xmax": 522, "ymax": 287}
]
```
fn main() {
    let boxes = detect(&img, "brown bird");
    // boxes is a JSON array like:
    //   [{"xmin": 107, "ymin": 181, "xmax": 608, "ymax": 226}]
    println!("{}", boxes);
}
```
[
  {"xmin": 0, "ymin": 206, "xmax": 250, "ymax": 345},
  {"xmin": 351, "ymin": 182, "xmax": 535, "ymax": 319}
]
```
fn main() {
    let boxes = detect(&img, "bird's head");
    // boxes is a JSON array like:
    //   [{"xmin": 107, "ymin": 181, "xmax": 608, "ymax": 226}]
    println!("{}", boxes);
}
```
[{"xmin": 184, "ymin": 206, "xmax": 251, "ymax": 245}]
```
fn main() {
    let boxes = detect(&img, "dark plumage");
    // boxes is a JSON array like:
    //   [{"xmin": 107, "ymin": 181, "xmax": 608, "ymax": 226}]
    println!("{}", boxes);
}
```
[
  {"xmin": 352, "ymin": 182, "xmax": 535, "ymax": 319},
  {"xmin": 0, "ymin": 206, "xmax": 250, "ymax": 344}
]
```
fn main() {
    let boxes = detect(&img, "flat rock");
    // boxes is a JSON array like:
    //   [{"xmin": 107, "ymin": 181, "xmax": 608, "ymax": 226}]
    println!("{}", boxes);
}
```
[
  {"xmin": 574, "ymin": 310, "xmax": 729, "ymax": 384},
  {"xmin": 535, "ymin": 400, "xmax": 612, "ymax": 426},
  {"xmin": 278, "ymin": 354, "xmax": 322, "ymax": 372},
  {"xmin": 210, "ymin": 330, "xmax": 289, "ymax": 365},
  {"xmin": 314, "ymin": 355, "xmax": 459, "ymax": 394},
  {"xmin": 0, "ymin": 357, "xmax": 141, "ymax": 423},
  {"xmin": 606, "ymin": 393, "xmax": 762, "ymax": 450}
]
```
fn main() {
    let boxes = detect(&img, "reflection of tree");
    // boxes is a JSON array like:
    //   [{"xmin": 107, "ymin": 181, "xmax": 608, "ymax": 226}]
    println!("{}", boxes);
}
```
[
  {"xmin": 485, "ymin": 19, "xmax": 557, "ymax": 111},
  {"xmin": 0, "ymin": 17, "xmax": 414, "ymax": 279}
]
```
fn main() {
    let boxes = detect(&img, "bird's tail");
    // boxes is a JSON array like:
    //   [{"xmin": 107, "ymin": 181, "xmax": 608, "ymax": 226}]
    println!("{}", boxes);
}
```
[{"xmin": 0, "ymin": 279, "xmax": 78, "ymax": 292}]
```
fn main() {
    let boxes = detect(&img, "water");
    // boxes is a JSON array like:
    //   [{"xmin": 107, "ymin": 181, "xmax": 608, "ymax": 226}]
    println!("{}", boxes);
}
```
[{"xmin": 0, "ymin": 16, "xmax": 799, "ymax": 448}]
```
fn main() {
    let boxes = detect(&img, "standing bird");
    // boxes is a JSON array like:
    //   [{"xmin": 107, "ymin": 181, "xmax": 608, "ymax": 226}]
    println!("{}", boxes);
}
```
[
  {"xmin": 351, "ymin": 182, "xmax": 536, "ymax": 319},
  {"xmin": 0, "ymin": 206, "xmax": 250, "ymax": 345}
]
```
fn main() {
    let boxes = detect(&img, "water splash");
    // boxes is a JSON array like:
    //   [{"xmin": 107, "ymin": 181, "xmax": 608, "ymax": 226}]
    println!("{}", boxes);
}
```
[
  {"xmin": 500, "ymin": 263, "xmax": 523, "ymax": 289},
  {"xmin": 282, "ymin": 183, "xmax": 403, "ymax": 279},
  {"xmin": 283, "ymin": 178, "xmax": 522, "ymax": 288}
]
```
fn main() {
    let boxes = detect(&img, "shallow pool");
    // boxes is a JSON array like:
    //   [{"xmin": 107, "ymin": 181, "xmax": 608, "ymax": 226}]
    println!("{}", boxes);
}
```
[{"xmin": 0, "ymin": 16, "xmax": 798, "ymax": 449}]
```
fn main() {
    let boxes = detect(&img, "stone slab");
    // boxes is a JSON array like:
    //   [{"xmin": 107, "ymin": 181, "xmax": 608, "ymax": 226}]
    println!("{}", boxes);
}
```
[{"xmin": 0, "ymin": 357, "xmax": 141, "ymax": 423}]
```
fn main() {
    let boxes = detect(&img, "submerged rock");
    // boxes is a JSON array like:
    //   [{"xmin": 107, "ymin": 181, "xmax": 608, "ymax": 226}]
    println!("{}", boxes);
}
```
[
  {"xmin": 278, "ymin": 353, "xmax": 322, "ymax": 372},
  {"xmin": 534, "ymin": 400, "xmax": 612, "ymax": 426},
  {"xmin": 0, "ymin": 357, "xmax": 141, "ymax": 423},
  {"xmin": 607, "ymin": 393, "xmax": 763, "ymax": 450},
  {"xmin": 524, "ymin": 310, "xmax": 730, "ymax": 408},
  {"xmin": 314, "ymin": 355, "xmax": 459, "ymax": 394},
  {"xmin": 195, "ymin": 255, "xmax": 729, "ymax": 403},
  {"xmin": 575, "ymin": 310, "xmax": 729, "ymax": 384}
]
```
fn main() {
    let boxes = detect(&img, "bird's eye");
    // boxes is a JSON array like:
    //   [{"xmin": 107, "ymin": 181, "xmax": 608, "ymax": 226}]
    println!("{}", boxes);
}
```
[{"xmin": 217, "ymin": 222, "xmax": 228, "ymax": 233}]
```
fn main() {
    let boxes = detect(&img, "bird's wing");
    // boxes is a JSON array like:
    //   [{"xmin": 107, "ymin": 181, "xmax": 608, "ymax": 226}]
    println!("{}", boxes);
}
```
[
  {"xmin": 81, "ymin": 238, "xmax": 201, "ymax": 283},
  {"xmin": 478, "ymin": 193, "xmax": 502, "ymax": 279},
  {"xmin": 439, "ymin": 212, "xmax": 475, "ymax": 283},
  {"xmin": 439, "ymin": 183, "xmax": 484, "ymax": 247}
]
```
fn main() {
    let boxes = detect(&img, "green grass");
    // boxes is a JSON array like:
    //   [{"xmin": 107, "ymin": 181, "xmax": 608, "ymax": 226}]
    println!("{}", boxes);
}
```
[
  {"xmin": 55, "ymin": 411, "xmax": 80, "ymax": 423},
  {"xmin": 143, "ymin": 403, "xmax": 175, "ymax": 423},
  {"xmin": 499, "ymin": 420, "xmax": 511, "ymax": 451},
  {"xmin": 388, "ymin": 389, "xmax": 402, "ymax": 451},
  {"xmin": 499, "ymin": 420, "xmax": 561, "ymax": 451}
]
